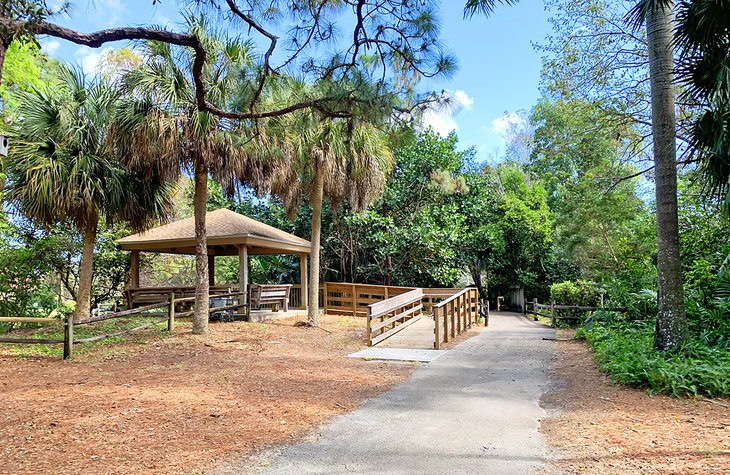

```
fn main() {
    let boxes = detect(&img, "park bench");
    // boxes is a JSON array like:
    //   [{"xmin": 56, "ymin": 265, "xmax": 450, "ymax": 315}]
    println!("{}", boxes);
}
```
[{"xmin": 247, "ymin": 284, "xmax": 292, "ymax": 317}]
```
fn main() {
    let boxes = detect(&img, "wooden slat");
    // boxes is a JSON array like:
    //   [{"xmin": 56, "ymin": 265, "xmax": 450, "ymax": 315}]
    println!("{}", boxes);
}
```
[
  {"xmin": 370, "ymin": 303, "xmax": 423, "ymax": 332},
  {"xmin": 369, "ymin": 288, "xmax": 423, "ymax": 318},
  {"xmin": 0, "ymin": 317, "xmax": 58, "ymax": 324}
]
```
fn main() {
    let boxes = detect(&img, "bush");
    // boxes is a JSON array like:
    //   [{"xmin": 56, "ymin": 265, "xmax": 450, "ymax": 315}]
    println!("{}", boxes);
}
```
[
  {"xmin": 550, "ymin": 280, "xmax": 600, "ymax": 306},
  {"xmin": 582, "ymin": 320, "xmax": 730, "ymax": 397}
]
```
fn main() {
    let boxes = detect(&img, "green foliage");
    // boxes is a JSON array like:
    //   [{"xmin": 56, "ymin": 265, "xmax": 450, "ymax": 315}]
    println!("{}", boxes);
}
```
[
  {"xmin": 582, "ymin": 320, "xmax": 730, "ymax": 397},
  {"xmin": 550, "ymin": 280, "xmax": 600, "ymax": 306}
]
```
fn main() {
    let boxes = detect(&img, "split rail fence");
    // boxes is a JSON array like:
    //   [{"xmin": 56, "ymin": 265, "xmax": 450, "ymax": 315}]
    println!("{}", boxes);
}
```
[
  {"xmin": 525, "ymin": 298, "xmax": 626, "ymax": 327},
  {"xmin": 0, "ymin": 290, "xmax": 246, "ymax": 359}
]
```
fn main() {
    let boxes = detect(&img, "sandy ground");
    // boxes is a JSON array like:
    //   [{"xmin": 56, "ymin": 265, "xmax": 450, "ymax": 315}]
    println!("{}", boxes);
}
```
[
  {"xmin": 541, "ymin": 330, "xmax": 730, "ymax": 474},
  {"xmin": 0, "ymin": 315, "xmax": 416, "ymax": 475}
]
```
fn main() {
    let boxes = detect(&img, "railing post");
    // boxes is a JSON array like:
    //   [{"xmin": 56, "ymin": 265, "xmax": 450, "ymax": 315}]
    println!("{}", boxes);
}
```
[
  {"xmin": 532, "ymin": 298, "xmax": 538, "ymax": 321},
  {"xmin": 168, "ymin": 292, "xmax": 176, "ymax": 332},
  {"xmin": 449, "ymin": 300, "xmax": 456, "ymax": 339},
  {"xmin": 323, "ymin": 282, "xmax": 328, "ymax": 314},
  {"xmin": 63, "ymin": 314, "xmax": 73, "ymax": 360},
  {"xmin": 366, "ymin": 309, "xmax": 373, "ymax": 347},
  {"xmin": 351, "ymin": 283, "xmax": 358, "ymax": 316},
  {"xmin": 434, "ymin": 305, "xmax": 441, "ymax": 349}
]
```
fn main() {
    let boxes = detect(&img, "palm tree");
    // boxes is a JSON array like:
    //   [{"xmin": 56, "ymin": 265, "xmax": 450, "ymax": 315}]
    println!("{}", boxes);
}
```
[
  {"xmin": 113, "ymin": 18, "xmax": 256, "ymax": 334},
  {"xmin": 640, "ymin": 0, "xmax": 688, "ymax": 351},
  {"xmin": 467, "ymin": 0, "xmax": 689, "ymax": 352},
  {"xmin": 3, "ymin": 65, "xmax": 173, "ymax": 323},
  {"xmin": 266, "ymin": 96, "xmax": 393, "ymax": 326}
]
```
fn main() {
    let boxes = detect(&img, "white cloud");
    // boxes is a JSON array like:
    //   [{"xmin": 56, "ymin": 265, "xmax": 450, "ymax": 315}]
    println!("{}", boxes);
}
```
[
  {"xmin": 490, "ymin": 111, "xmax": 527, "ymax": 138},
  {"xmin": 452, "ymin": 90, "xmax": 474, "ymax": 111},
  {"xmin": 94, "ymin": 0, "xmax": 126, "ymax": 26},
  {"xmin": 419, "ymin": 89, "xmax": 475, "ymax": 137},
  {"xmin": 41, "ymin": 40, "xmax": 61, "ymax": 55},
  {"xmin": 422, "ymin": 110, "xmax": 459, "ymax": 136},
  {"xmin": 75, "ymin": 46, "xmax": 113, "ymax": 75}
]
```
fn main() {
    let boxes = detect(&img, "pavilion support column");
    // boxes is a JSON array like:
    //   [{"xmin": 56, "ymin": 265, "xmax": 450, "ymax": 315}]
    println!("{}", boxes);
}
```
[
  {"xmin": 129, "ymin": 251, "xmax": 140, "ymax": 288},
  {"xmin": 300, "ymin": 253, "xmax": 308, "ymax": 310},
  {"xmin": 238, "ymin": 245, "xmax": 249, "ymax": 301},
  {"xmin": 208, "ymin": 254, "xmax": 215, "ymax": 287}
]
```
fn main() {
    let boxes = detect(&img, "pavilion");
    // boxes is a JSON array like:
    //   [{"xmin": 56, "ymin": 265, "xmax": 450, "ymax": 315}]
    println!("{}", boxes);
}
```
[{"xmin": 116, "ymin": 208, "xmax": 311, "ymax": 309}]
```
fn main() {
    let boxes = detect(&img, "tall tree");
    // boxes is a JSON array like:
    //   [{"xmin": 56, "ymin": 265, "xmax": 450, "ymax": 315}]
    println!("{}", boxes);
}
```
[
  {"xmin": 114, "ymin": 19, "xmax": 256, "ymax": 334},
  {"xmin": 268, "ymin": 101, "xmax": 393, "ymax": 326},
  {"xmin": 631, "ymin": 0, "xmax": 688, "ymax": 351},
  {"xmin": 4, "ymin": 65, "xmax": 172, "ymax": 322}
]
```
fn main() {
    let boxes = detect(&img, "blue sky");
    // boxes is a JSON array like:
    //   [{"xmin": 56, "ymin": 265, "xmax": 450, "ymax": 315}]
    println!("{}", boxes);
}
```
[{"xmin": 40, "ymin": 1, "xmax": 551, "ymax": 162}]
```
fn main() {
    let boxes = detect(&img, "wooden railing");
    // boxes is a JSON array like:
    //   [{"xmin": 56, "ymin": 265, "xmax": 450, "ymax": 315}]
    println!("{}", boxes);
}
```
[
  {"xmin": 366, "ymin": 288, "xmax": 424, "ymax": 346},
  {"xmin": 433, "ymin": 288, "xmax": 479, "ymax": 350},
  {"xmin": 323, "ymin": 282, "xmax": 416, "ymax": 317},
  {"xmin": 525, "ymin": 298, "xmax": 626, "ymax": 326}
]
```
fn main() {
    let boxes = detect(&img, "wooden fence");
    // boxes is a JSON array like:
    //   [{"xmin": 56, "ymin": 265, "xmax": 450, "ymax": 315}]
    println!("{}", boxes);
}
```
[
  {"xmin": 0, "ymin": 291, "xmax": 246, "ymax": 359},
  {"xmin": 323, "ymin": 282, "xmax": 416, "ymax": 317},
  {"xmin": 433, "ymin": 288, "xmax": 479, "ymax": 350},
  {"xmin": 525, "ymin": 298, "xmax": 626, "ymax": 326},
  {"xmin": 366, "ymin": 288, "xmax": 425, "ymax": 346}
]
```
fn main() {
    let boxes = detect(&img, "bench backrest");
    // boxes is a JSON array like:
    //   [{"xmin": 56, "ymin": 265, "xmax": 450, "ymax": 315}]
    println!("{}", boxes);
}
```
[{"xmin": 250, "ymin": 284, "xmax": 292, "ymax": 303}]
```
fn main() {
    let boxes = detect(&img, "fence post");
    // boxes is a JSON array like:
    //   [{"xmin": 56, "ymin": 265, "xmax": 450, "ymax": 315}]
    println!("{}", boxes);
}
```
[
  {"xmin": 434, "ymin": 305, "xmax": 441, "ymax": 349},
  {"xmin": 551, "ymin": 301, "xmax": 556, "ymax": 327},
  {"xmin": 532, "ymin": 298, "xmax": 538, "ymax": 321},
  {"xmin": 168, "ymin": 291, "xmax": 176, "ymax": 332},
  {"xmin": 323, "ymin": 282, "xmax": 328, "ymax": 315},
  {"xmin": 63, "ymin": 314, "xmax": 73, "ymax": 360},
  {"xmin": 351, "ymin": 283, "xmax": 358, "ymax": 316},
  {"xmin": 450, "ymin": 300, "xmax": 456, "ymax": 339},
  {"xmin": 366, "ymin": 309, "xmax": 373, "ymax": 347}
]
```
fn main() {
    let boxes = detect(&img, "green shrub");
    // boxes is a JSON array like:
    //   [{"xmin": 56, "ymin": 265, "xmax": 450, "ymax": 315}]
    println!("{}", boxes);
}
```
[
  {"xmin": 550, "ymin": 280, "xmax": 600, "ymax": 306},
  {"xmin": 583, "ymin": 320, "xmax": 730, "ymax": 397}
]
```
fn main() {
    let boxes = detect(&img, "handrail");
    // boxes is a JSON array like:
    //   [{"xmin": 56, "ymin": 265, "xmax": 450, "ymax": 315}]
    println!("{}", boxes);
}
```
[{"xmin": 433, "ymin": 287, "xmax": 473, "ymax": 309}]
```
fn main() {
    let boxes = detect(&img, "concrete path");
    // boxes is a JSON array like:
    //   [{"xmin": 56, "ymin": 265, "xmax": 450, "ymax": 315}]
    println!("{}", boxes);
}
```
[{"xmin": 252, "ymin": 312, "xmax": 556, "ymax": 475}]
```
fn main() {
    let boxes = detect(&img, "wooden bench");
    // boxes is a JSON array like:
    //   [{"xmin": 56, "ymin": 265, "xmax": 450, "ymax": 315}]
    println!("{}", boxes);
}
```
[{"xmin": 247, "ymin": 284, "xmax": 292, "ymax": 316}]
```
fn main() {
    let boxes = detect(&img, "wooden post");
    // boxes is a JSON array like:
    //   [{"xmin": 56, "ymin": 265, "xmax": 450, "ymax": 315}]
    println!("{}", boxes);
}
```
[
  {"xmin": 434, "ymin": 305, "xmax": 441, "ymax": 349},
  {"xmin": 551, "ymin": 301, "xmax": 556, "ymax": 327},
  {"xmin": 208, "ymin": 254, "xmax": 215, "ymax": 286},
  {"xmin": 238, "ymin": 245, "xmax": 249, "ymax": 301},
  {"xmin": 299, "ymin": 253, "xmax": 308, "ymax": 310},
  {"xmin": 366, "ymin": 309, "xmax": 373, "ymax": 347},
  {"xmin": 63, "ymin": 315, "xmax": 73, "ymax": 360},
  {"xmin": 532, "ymin": 298, "xmax": 538, "ymax": 321},
  {"xmin": 448, "ymin": 300, "xmax": 456, "ymax": 339},
  {"xmin": 168, "ymin": 292, "xmax": 176, "ymax": 332},
  {"xmin": 323, "ymin": 282, "xmax": 328, "ymax": 314},
  {"xmin": 129, "ymin": 251, "xmax": 140, "ymax": 288},
  {"xmin": 443, "ymin": 304, "xmax": 449, "ymax": 343},
  {"xmin": 351, "ymin": 283, "xmax": 358, "ymax": 317}
]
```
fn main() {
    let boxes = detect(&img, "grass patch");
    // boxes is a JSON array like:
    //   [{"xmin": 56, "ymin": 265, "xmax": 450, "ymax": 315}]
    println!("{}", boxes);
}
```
[{"xmin": 578, "ymin": 320, "xmax": 730, "ymax": 397}]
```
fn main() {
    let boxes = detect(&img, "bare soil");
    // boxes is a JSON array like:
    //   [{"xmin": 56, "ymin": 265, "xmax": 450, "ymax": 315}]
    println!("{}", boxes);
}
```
[
  {"xmin": 0, "ymin": 315, "xmax": 416, "ymax": 475},
  {"xmin": 541, "ymin": 330, "xmax": 730, "ymax": 474}
]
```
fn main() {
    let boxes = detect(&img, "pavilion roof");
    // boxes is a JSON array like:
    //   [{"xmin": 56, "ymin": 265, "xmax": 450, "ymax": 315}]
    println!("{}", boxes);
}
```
[{"xmin": 116, "ymin": 208, "xmax": 311, "ymax": 256}]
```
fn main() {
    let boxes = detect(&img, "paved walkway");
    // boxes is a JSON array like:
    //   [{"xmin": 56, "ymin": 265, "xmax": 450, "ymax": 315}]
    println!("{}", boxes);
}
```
[{"xmin": 253, "ymin": 312, "xmax": 556, "ymax": 475}]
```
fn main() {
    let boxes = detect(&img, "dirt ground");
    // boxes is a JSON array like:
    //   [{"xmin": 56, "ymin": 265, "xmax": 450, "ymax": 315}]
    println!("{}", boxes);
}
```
[
  {"xmin": 541, "ymin": 330, "xmax": 730, "ymax": 474},
  {"xmin": 0, "ymin": 315, "xmax": 417, "ymax": 475}
]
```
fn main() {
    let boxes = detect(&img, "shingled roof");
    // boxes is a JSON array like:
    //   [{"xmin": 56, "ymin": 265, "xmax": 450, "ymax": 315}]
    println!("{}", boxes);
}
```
[{"xmin": 117, "ymin": 208, "xmax": 311, "ymax": 255}]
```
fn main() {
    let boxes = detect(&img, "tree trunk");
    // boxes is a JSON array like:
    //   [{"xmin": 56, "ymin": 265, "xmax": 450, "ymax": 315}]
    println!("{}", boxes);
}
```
[
  {"xmin": 192, "ymin": 159, "xmax": 209, "ymax": 334},
  {"xmin": 646, "ymin": 2, "xmax": 688, "ymax": 352},
  {"xmin": 74, "ymin": 216, "xmax": 98, "ymax": 322},
  {"xmin": 307, "ymin": 166, "xmax": 324, "ymax": 327}
]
